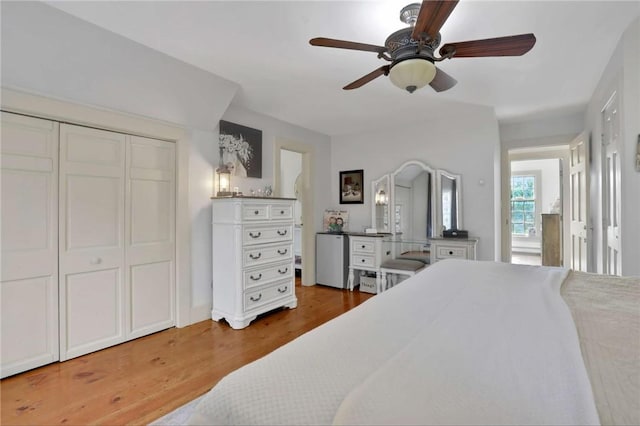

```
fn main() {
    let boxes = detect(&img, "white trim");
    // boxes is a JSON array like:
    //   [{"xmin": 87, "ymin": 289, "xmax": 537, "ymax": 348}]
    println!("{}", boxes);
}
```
[
  {"xmin": 274, "ymin": 138, "xmax": 316, "ymax": 286},
  {"xmin": 1, "ymin": 88, "xmax": 192, "ymax": 327}
]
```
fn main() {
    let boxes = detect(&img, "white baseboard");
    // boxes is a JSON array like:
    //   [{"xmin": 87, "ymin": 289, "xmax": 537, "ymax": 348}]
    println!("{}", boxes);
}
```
[{"xmin": 188, "ymin": 303, "xmax": 212, "ymax": 326}]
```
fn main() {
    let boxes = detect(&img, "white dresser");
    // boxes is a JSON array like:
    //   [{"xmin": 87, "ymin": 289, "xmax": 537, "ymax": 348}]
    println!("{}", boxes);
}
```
[
  {"xmin": 347, "ymin": 234, "xmax": 392, "ymax": 292},
  {"xmin": 211, "ymin": 197, "xmax": 297, "ymax": 329},
  {"xmin": 429, "ymin": 237, "xmax": 478, "ymax": 262}
]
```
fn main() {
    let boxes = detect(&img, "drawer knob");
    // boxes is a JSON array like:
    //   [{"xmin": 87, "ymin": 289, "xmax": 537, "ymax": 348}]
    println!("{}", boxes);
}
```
[
  {"xmin": 254, "ymin": 210, "xmax": 259, "ymax": 215},
  {"xmin": 280, "ymin": 210, "xmax": 285, "ymax": 215},
  {"xmin": 277, "ymin": 248, "xmax": 288, "ymax": 255},
  {"xmin": 249, "ymin": 231, "xmax": 262, "ymax": 239},
  {"xmin": 449, "ymin": 251, "xmax": 454, "ymax": 255},
  {"xmin": 361, "ymin": 245, "xmax": 366, "ymax": 249},
  {"xmin": 277, "ymin": 229, "xmax": 287, "ymax": 236},
  {"xmin": 277, "ymin": 286, "xmax": 288, "ymax": 293},
  {"xmin": 361, "ymin": 259, "xmax": 366, "ymax": 263},
  {"xmin": 90, "ymin": 257, "xmax": 102, "ymax": 265},
  {"xmin": 278, "ymin": 267, "xmax": 288, "ymax": 274},
  {"xmin": 250, "ymin": 293, "xmax": 262, "ymax": 302},
  {"xmin": 250, "ymin": 273, "xmax": 262, "ymax": 281},
  {"xmin": 249, "ymin": 253, "xmax": 262, "ymax": 260}
]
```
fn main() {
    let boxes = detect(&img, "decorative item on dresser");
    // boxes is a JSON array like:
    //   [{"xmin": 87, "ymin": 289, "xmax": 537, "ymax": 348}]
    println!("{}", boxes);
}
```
[{"xmin": 211, "ymin": 196, "xmax": 297, "ymax": 329}]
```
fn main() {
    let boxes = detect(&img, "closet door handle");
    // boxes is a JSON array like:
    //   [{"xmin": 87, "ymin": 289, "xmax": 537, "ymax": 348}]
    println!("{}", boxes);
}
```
[
  {"xmin": 277, "ymin": 249, "xmax": 288, "ymax": 255},
  {"xmin": 250, "ymin": 273, "xmax": 262, "ymax": 281},
  {"xmin": 249, "ymin": 253, "xmax": 262, "ymax": 260},
  {"xmin": 249, "ymin": 231, "xmax": 262, "ymax": 239},
  {"xmin": 277, "ymin": 229, "xmax": 287, "ymax": 236},
  {"xmin": 250, "ymin": 293, "xmax": 262, "ymax": 302},
  {"xmin": 278, "ymin": 267, "xmax": 288, "ymax": 274},
  {"xmin": 277, "ymin": 286, "xmax": 288, "ymax": 293}
]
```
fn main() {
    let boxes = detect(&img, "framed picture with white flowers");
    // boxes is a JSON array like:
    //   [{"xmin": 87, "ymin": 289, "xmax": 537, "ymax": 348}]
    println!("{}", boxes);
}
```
[{"xmin": 219, "ymin": 120, "xmax": 262, "ymax": 178}]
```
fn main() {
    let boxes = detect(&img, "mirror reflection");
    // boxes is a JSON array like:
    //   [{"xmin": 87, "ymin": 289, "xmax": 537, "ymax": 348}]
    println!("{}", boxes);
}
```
[
  {"xmin": 392, "ymin": 161, "xmax": 435, "ymax": 238},
  {"xmin": 437, "ymin": 170, "xmax": 462, "ymax": 234},
  {"xmin": 371, "ymin": 175, "xmax": 390, "ymax": 233},
  {"xmin": 371, "ymin": 161, "xmax": 462, "ymax": 240}
]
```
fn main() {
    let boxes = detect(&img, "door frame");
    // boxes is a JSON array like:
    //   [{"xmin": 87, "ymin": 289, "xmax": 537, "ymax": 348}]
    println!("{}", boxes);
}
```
[
  {"xmin": 274, "ymin": 138, "xmax": 316, "ymax": 286},
  {"xmin": 1, "ymin": 88, "xmax": 192, "ymax": 327},
  {"xmin": 501, "ymin": 146, "xmax": 571, "ymax": 266}
]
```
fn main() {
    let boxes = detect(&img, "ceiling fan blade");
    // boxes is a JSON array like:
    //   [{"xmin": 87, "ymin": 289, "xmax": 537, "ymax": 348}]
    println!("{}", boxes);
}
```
[
  {"xmin": 310, "ymin": 37, "xmax": 387, "ymax": 54},
  {"xmin": 411, "ymin": 0, "xmax": 459, "ymax": 41},
  {"xmin": 343, "ymin": 66, "xmax": 390, "ymax": 90},
  {"xmin": 429, "ymin": 67, "xmax": 457, "ymax": 92},
  {"xmin": 439, "ymin": 33, "xmax": 536, "ymax": 58}
]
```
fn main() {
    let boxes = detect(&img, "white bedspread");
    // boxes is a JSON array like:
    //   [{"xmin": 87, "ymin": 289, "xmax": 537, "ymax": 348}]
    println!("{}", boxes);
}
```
[{"xmin": 189, "ymin": 260, "xmax": 599, "ymax": 425}]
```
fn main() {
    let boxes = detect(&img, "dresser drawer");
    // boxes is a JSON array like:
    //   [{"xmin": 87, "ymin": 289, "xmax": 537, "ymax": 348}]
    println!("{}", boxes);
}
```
[
  {"xmin": 352, "ymin": 239, "xmax": 376, "ymax": 254},
  {"xmin": 243, "ymin": 261, "xmax": 293, "ymax": 290},
  {"xmin": 436, "ymin": 246, "xmax": 468, "ymax": 259},
  {"xmin": 243, "ymin": 225, "xmax": 292, "ymax": 246},
  {"xmin": 270, "ymin": 203, "xmax": 293, "ymax": 220},
  {"xmin": 244, "ymin": 242, "xmax": 293, "ymax": 268},
  {"xmin": 242, "ymin": 204, "xmax": 269, "ymax": 221},
  {"xmin": 352, "ymin": 254, "xmax": 375, "ymax": 268},
  {"xmin": 244, "ymin": 280, "xmax": 293, "ymax": 311}
]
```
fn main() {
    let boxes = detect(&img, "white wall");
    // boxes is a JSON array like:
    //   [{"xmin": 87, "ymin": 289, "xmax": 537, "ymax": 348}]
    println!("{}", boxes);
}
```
[
  {"xmin": 0, "ymin": 1, "xmax": 331, "ymax": 323},
  {"xmin": 331, "ymin": 104, "xmax": 500, "ymax": 261},
  {"xmin": 584, "ymin": 17, "xmax": 640, "ymax": 276}
]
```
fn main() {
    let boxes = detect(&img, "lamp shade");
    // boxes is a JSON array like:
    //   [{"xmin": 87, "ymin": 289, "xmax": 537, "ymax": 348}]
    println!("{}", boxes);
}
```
[{"xmin": 389, "ymin": 59, "xmax": 436, "ymax": 93}]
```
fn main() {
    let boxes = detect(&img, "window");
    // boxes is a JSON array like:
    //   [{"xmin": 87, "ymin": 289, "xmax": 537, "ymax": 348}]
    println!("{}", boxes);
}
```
[{"xmin": 511, "ymin": 175, "xmax": 536, "ymax": 236}]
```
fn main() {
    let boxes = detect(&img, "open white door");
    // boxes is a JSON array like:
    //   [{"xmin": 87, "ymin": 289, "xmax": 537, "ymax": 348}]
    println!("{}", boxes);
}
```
[
  {"xmin": 602, "ymin": 93, "xmax": 622, "ymax": 275},
  {"xmin": 569, "ymin": 132, "xmax": 589, "ymax": 272}
]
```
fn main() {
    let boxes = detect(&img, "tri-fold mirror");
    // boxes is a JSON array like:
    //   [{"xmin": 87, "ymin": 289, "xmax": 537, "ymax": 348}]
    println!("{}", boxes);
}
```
[{"xmin": 371, "ymin": 160, "xmax": 462, "ymax": 238}]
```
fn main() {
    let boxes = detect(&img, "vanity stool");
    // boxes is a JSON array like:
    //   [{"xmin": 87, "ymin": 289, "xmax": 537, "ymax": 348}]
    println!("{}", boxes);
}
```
[{"xmin": 379, "ymin": 259, "xmax": 426, "ymax": 293}]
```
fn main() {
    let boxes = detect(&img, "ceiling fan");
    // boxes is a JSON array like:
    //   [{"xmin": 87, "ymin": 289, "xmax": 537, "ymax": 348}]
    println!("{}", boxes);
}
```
[{"xmin": 309, "ymin": 0, "xmax": 536, "ymax": 93}]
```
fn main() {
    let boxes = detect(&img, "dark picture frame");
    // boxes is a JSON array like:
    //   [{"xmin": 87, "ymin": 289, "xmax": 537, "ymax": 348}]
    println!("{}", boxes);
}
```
[
  {"xmin": 219, "ymin": 120, "xmax": 263, "ymax": 178},
  {"xmin": 339, "ymin": 169, "xmax": 364, "ymax": 204}
]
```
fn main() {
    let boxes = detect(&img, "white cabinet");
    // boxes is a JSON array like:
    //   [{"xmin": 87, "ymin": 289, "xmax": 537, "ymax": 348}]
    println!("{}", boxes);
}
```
[
  {"xmin": 429, "ymin": 238, "xmax": 478, "ymax": 262},
  {"xmin": 347, "ymin": 235, "xmax": 392, "ymax": 292},
  {"xmin": 1, "ymin": 113, "xmax": 177, "ymax": 377},
  {"xmin": 212, "ymin": 197, "xmax": 297, "ymax": 329},
  {"xmin": 1, "ymin": 112, "xmax": 59, "ymax": 378}
]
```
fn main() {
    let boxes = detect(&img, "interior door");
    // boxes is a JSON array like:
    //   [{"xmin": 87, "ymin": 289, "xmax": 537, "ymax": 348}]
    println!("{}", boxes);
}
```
[
  {"xmin": 126, "ymin": 135, "xmax": 175, "ymax": 339},
  {"xmin": 1, "ymin": 112, "xmax": 59, "ymax": 377},
  {"xmin": 602, "ymin": 93, "xmax": 622, "ymax": 275},
  {"xmin": 59, "ymin": 124, "xmax": 126, "ymax": 360},
  {"xmin": 569, "ymin": 132, "xmax": 589, "ymax": 272}
]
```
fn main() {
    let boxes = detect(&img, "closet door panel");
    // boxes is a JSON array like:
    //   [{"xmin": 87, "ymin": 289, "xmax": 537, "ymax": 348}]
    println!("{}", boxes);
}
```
[
  {"xmin": 1, "ymin": 112, "xmax": 59, "ymax": 378},
  {"xmin": 126, "ymin": 136, "xmax": 175, "ymax": 339},
  {"xmin": 59, "ymin": 124, "xmax": 125, "ymax": 361}
]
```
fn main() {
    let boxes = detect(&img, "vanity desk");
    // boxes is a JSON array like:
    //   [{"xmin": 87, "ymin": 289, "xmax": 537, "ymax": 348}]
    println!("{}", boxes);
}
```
[{"xmin": 346, "ymin": 233, "xmax": 392, "ymax": 292}]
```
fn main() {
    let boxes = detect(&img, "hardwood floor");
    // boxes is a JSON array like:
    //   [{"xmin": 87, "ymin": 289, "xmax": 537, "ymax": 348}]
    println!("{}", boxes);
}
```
[{"xmin": 1, "ymin": 279, "xmax": 373, "ymax": 425}]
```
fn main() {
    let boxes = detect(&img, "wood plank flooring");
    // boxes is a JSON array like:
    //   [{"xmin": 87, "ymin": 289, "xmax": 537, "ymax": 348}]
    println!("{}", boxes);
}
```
[{"xmin": 1, "ymin": 279, "xmax": 373, "ymax": 425}]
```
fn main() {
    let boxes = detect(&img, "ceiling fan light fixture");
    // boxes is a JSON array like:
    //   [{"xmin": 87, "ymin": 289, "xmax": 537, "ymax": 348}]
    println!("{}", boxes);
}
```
[{"xmin": 389, "ymin": 58, "xmax": 436, "ymax": 93}]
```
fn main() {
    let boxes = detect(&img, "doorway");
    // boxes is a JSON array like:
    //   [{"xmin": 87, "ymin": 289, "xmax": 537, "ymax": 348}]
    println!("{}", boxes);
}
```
[
  {"xmin": 275, "ymin": 139, "xmax": 315, "ymax": 286},
  {"xmin": 506, "ymin": 146, "xmax": 570, "ymax": 266}
]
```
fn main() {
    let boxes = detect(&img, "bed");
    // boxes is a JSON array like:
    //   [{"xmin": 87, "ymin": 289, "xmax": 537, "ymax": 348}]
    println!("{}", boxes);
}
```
[{"xmin": 188, "ymin": 259, "xmax": 639, "ymax": 425}]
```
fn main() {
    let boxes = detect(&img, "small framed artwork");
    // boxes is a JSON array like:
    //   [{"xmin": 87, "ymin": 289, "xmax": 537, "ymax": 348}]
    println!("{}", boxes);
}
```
[{"xmin": 339, "ymin": 169, "xmax": 364, "ymax": 204}]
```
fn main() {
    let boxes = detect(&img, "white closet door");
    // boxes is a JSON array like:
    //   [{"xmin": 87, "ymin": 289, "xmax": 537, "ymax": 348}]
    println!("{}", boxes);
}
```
[
  {"xmin": 59, "ymin": 124, "xmax": 126, "ymax": 360},
  {"xmin": 1, "ymin": 112, "xmax": 59, "ymax": 378},
  {"xmin": 126, "ymin": 136, "xmax": 175, "ymax": 339}
]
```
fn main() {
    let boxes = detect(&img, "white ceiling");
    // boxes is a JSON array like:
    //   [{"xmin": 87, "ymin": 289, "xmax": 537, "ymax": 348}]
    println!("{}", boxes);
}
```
[{"xmin": 46, "ymin": 1, "xmax": 639, "ymax": 136}]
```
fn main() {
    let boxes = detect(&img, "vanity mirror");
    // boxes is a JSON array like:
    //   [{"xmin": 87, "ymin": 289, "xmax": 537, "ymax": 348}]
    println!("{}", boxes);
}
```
[
  {"xmin": 370, "ymin": 174, "xmax": 390, "ymax": 232},
  {"xmin": 371, "ymin": 161, "xmax": 463, "ymax": 238},
  {"xmin": 391, "ymin": 160, "xmax": 436, "ymax": 238},
  {"xmin": 436, "ymin": 169, "xmax": 462, "ymax": 234}
]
